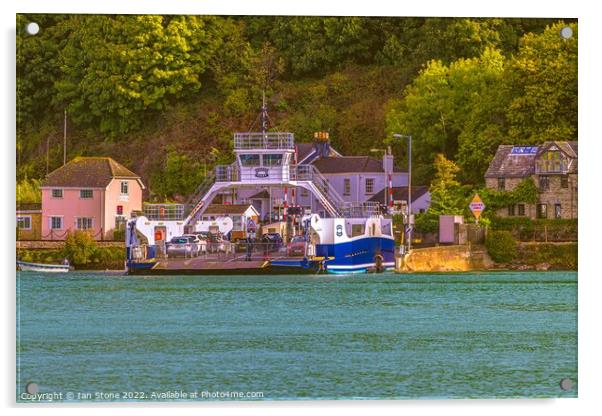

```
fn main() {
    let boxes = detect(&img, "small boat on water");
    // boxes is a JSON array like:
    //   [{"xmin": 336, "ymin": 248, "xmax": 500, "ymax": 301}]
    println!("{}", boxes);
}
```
[{"xmin": 16, "ymin": 260, "xmax": 71, "ymax": 273}]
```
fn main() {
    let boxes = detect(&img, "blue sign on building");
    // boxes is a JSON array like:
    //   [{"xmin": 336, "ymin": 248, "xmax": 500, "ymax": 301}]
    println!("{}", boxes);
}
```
[{"xmin": 510, "ymin": 146, "xmax": 538, "ymax": 155}]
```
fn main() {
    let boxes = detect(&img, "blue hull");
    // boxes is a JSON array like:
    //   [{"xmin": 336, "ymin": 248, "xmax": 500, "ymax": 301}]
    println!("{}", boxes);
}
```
[
  {"xmin": 270, "ymin": 236, "xmax": 396, "ymax": 274},
  {"xmin": 316, "ymin": 236, "xmax": 395, "ymax": 273}
]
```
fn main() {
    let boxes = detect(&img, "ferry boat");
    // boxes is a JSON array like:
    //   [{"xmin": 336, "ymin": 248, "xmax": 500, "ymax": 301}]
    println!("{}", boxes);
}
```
[{"xmin": 125, "ymin": 102, "xmax": 397, "ymax": 275}]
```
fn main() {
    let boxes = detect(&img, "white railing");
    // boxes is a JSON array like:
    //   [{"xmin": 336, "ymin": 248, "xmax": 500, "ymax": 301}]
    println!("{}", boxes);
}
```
[{"xmin": 234, "ymin": 132, "xmax": 295, "ymax": 150}]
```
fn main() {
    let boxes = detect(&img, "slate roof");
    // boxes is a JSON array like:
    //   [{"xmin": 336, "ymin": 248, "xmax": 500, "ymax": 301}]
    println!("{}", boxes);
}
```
[
  {"xmin": 203, "ymin": 204, "xmax": 258, "ymax": 215},
  {"xmin": 16, "ymin": 202, "xmax": 42, "ymax": 212},
  {"xmin": 249, "ymin": 190, "xmax": 270, "ymax": 199},
  {"xmin": 367, "ymin": 186, "xmax": 430, "ymax": 204},
  {"xmin": 485, "ymin": 141, "xmax": 578, "ymax": 178},
  {"xmin": 41, "ymin": 157, "xmax": 143, "ymax": 188},
  {"xmin": 311, "ymin": 156, "xmax": 403, "ymax": 174}
]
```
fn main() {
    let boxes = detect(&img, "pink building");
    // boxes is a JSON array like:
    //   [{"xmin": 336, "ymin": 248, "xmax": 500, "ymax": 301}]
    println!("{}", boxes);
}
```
[{"xmin": 41, "ymin": 157, "xmax": 145, "ymax": 240}]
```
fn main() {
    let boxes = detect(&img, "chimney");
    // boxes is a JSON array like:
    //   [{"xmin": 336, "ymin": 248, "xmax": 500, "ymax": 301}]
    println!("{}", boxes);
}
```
[
  {"xmin": 313, "ymin": 131, "xmax": 330, "ymax": 158},
  {"xmin": 383, "ymin": 145, "xmax": 394, "ymax": 174}
]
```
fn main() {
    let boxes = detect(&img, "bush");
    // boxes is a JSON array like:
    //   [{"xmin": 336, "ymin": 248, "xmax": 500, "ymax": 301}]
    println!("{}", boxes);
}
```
[
  {"xmin": 62, "ymin": 231, "xmax": 98, "ymax": 265},
  {"xmin": 486, "ymin": 230, "xmax": 518, "ymax": 263},
  {"xmin": 113, "ymin": 228, "xmax": 126, "ymax": 241}
]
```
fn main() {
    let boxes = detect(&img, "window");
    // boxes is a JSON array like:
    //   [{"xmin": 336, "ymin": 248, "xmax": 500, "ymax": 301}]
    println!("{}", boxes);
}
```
[
  {"xmin": 508, "ymin": 205, "xmax": 516, "ymax": 216},
  {"xmin": 120, "ymin": 181, "xmax": 129, "ymax": 195},
  {"xmin": 365, "ymin": 178, "xmax": 374, "ymax": 195},
  {"xmin": 76, "ymin": 217, "xmax": 93, "ymax": 230},
  {"xmin": 239, "ymin": 154, "xmax": 260, "ymax": 167},
  {"xmin": 263, "ymin": 154, "xmax": 283, "ymax": 167},
  {"xmin": 51, "ymin": 189, "xmax": 63, "ymax": 198},
  {"xmin": 537, "ymin": 204, "xmax": 548, "ymax": 219},
  {"xmin": 301, "ymin": 188, "xmax": 309, "ymax": 197},
  {"xmin": 17, "ymin": 216, "xmax": 32, "ymax": 230},
  {"xmin": 50, "ymin": 216, "xmax": 63, "ymax": 230},
  {"xmin": 538, "ymin": 150, "xmax": 565, "ymax": 173},
  {"xmin": 561, "ymin": 175, "xmax": 569, "ymax": 189},
  {"xmin": 517, "ymin": 204, "xmax": 525, "ymax": 216},
  {"xmin": 554, "ymin": 204, "xmax": 562, "ymax": 219},
  {"xmin": 539, "ymin": 175, "xmax": 550, "ymax": 191},
  {"xmin": 343, "ymin": 179, "xmax": 351, "ymax": 196},
  {"xmin": 498, "ymin": 177, "xmax": 505, "ymax": 191},
  {"xmin": 80, "ymin": 189, "xmax": 93, "ymax": 199}
]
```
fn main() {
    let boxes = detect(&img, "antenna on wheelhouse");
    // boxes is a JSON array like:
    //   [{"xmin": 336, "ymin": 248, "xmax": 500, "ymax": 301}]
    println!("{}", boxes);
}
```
[{"xmin": 261, "ymin": 90, "xmax": 268, "ymax": 134}]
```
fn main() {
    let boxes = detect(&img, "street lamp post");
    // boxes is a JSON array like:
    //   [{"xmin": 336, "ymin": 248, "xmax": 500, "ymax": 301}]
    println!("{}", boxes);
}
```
[
  {"xmin": 370, "ymin": 148, "xmax": 388, "ymax": 209},
  {"xmin": 393, "ymin": 134, "xmax": 412, "ymax": 253}
]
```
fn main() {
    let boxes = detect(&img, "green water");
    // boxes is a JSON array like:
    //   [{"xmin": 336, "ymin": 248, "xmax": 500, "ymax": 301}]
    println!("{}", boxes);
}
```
[{"xmin": 16, "ymin": 271, "xmax": 577, "ymax": 401}]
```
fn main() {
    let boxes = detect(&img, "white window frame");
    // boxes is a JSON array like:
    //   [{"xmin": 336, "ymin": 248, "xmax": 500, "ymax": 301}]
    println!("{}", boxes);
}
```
[
  {"xmin": 365, "ymin": 178, "xmax": 375, "ymax": 195},
  {"xmin": 76, "ymin": 217, "xmax": 94, "ymax": 230},
  {"xmin": 80, "ymin": 189, "xmax": 93, "ymax": 199},
  {"xmin": 343, "ymin": 178, "xmax": 351, "ymax": 196},
  {"xmin": 17, "ymin": 215, "xmax": 32, "ymax": 230},
  {"xmin": 51, "ymin": 189, "xmax": 63, "ymax": 199},
  {"xmin": 120, "ymin": 181, "xmax": 129, "ymax": 195},
  {"xmin": 49, "ymin": 216, "xmax": 63, "ymax": 230}
]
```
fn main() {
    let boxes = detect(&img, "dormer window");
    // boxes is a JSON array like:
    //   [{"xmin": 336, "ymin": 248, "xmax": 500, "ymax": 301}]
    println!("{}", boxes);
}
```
[{"xmin": 537, "ymin": 150, "xmax": 566, "ymax": 173}]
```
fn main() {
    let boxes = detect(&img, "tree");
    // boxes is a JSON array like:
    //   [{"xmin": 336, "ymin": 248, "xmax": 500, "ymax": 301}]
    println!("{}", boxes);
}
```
[
  {"xmin": 428, "ymin": 154, "xmax": 467, "ymax": 217},
  {"xmin": 505, "ymin": 22, "xmax": 578, "ymax": 142},
  {"xmin": 63, "ymin": 230, "xmax": 98, "ymax": 265},
  {"xmin": 55, "ymin": 15, "xmax": 225, "ymax": 135},
  {"xmin": 149, "ymin": 147, "xmax": 205, "ymax": 201},
  {"xmin": 386, "ymin": 48, "xmax": 507, "ymax": 184}
]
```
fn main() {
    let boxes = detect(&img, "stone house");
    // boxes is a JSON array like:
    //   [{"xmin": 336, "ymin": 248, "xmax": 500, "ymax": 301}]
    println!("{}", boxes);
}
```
[{"xmin": 484, "ymin": 141, "xmax": 578, "ymax": 219}]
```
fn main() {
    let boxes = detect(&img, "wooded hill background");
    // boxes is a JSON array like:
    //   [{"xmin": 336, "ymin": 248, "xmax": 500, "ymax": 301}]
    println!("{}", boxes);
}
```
[{"xmin": 16, "ymin": 15, "xmax": 577, "ymax": 202}]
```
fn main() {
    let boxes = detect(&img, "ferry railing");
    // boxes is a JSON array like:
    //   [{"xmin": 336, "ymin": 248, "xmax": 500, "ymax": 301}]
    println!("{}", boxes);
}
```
[
  {"xmin": 185, "ymin": 171, "xmax": 216, "ymax": 206},
  {"xmin": 215, "ymin": 164, "xmax": 240, "ymax": 182},
  {"xmin": 341, "ymin": 201, "xmax": 381, "ymax": 218},
  {"xmin": 143, "ymin": 203, "xmax": 186, "ymax": 221},
  {"xmin": 290, "ymin": 164, "xmax": 345, "ymax": 216},
  {"xmin": 234, "ymin": 132, "xmax": 295, "ymax": 150}
]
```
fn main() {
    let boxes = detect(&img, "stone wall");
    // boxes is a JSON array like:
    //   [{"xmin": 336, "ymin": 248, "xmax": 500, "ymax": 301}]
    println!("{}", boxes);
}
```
[
  {"xmin": 485, "ymin": 173, "xmax": 577, "ymax": 220},
  {"xmin": 398, "ymin": 245, "xmax": 493, "ymax": 272},
  {"xmin": 16, "ymin": 240, "xmax": 124, "ymax": 250}
]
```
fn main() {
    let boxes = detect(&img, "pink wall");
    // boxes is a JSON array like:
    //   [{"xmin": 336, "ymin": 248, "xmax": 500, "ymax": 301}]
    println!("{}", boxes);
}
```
[
  {"xmin": 41, "ymin": 188, "xmax": 105, "ymax": 240},
  {"xmin": 103, "ymin": 178, "xmax": 143, "ymax": 239},
  {"xmin": 41, "ymin": 179, "xmax": 143, "ymax": 240}
]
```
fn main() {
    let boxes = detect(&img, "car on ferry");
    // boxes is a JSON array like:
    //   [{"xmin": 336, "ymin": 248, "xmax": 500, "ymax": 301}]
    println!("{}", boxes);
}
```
[
  {"xmin": 166, "ymin": 236, "xmax": 201, "ymax": 258},
  {"xmin": 287, "ymin": 235, "xmax": 307, "ymax": 256}
]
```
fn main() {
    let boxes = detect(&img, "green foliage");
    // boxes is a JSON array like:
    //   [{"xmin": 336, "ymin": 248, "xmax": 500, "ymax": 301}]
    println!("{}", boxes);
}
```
[
  {"xmin": 428, "ymin": 154, "xmax": 467, "ymax": 216},
  {"xmin": 506, "ymin": 22, "xmax": 578, "ymax": 142},
  {"xmin": 16, "ymin": 15, "xmax": 572, "ymax": 194},
  {"xmin": 149, "ymin": 146, "xmax": 206, "ymax": 201},
  {"xmin": 16, "ymin": 178, "xmax": 41, "ymax": 204},
  {"xmin": 54, "ymin": 15, "xmax": 228, "ymax": 135},
  {"xmin": 515, "ymin": 243, "xmax": 577, "ymax": 270},
  {"xmin": 486, "ymin": 230, "xmax": 518, "ymax": 263},
  {"xmin": 478, "ymin": 178, "xmax": 539, "ymax": 219},
  {"xmin": 491, "ymin": 217, "xmax": 577, "ymax": 242},
  {"xmin": 113, "ymin": 228, "xmax": 126, "ymax": 241},
  {"xmin": 18, "ymin": 246, "xmax": 125, "ymax": 269},
  {"xmin": 386, "ymin": 22, "xmax": 577, "ymax": 185},
  {"xmin": 62, "ymin": 230, "xmax": 98, "ymax": 265},
  {"xmin": 413, "ymin": 154, "xmax": 470, "ymax": 232}
]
